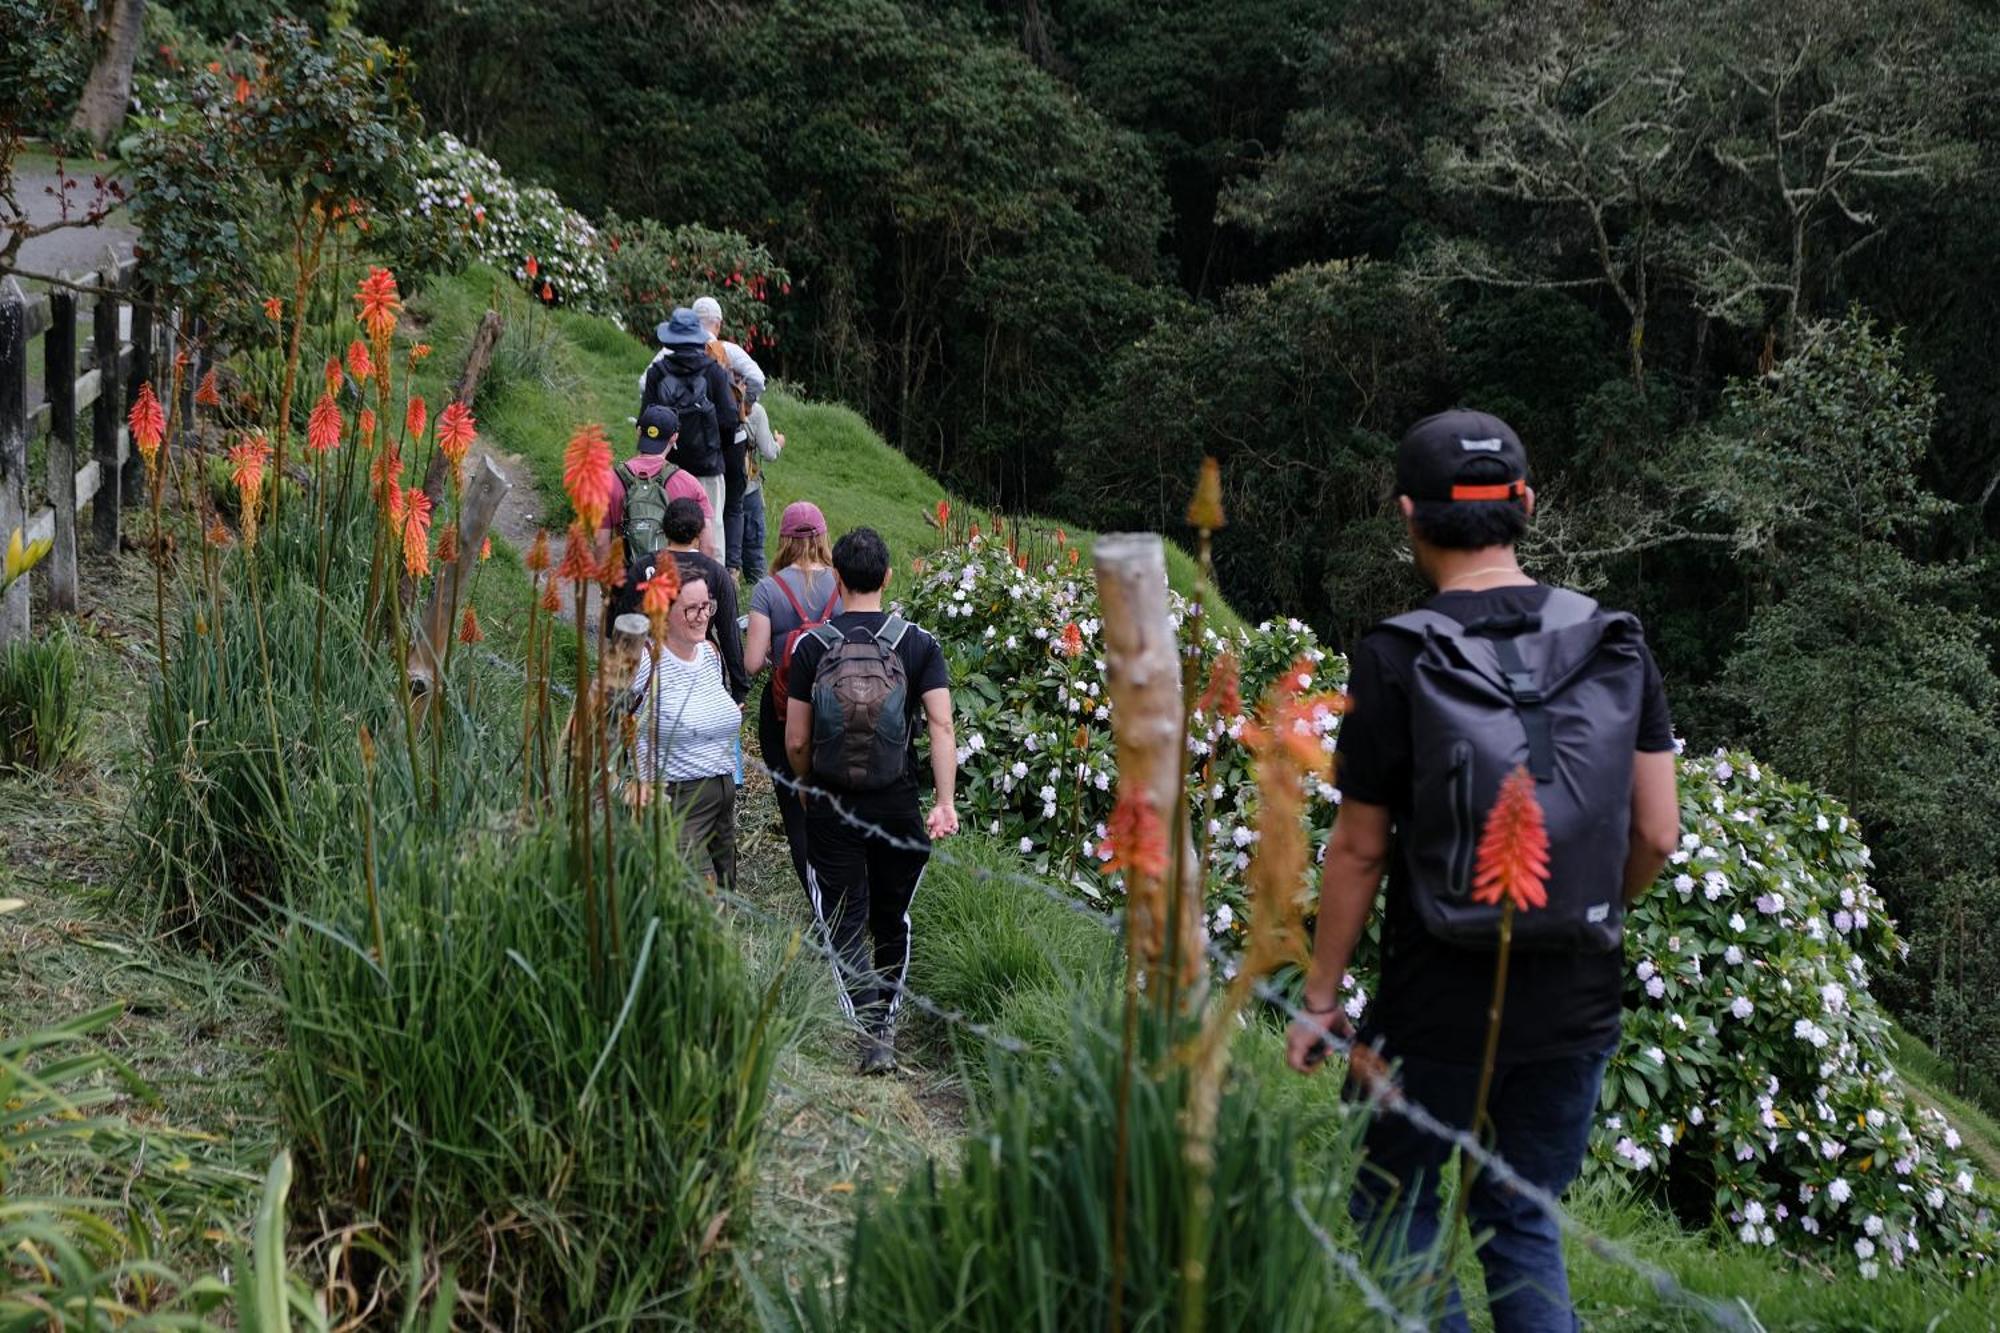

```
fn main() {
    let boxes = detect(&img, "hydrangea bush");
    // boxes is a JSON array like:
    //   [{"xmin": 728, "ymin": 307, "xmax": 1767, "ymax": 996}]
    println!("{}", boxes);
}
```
[
  {"xmin": 900, "ymin": 529, "xmax": 1995, "ymax": 1271},
  {"xmin": 395, "ymin": 133, "xmax": 610, "ymax": 311}
]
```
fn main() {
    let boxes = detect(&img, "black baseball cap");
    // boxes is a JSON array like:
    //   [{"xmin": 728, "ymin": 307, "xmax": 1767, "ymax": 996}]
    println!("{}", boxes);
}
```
[
  {"xmin": 1396, "ymin": 409, "xmax": 1529, "ymax": 503},
  {"xmin": 637, "ymin": 404, "xmax": 679, "ymax": 455}
]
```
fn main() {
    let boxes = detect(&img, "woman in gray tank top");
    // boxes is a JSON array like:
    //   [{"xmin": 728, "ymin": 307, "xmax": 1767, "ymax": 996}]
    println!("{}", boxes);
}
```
[{"xmin": 744, "ymin": 501, "xmax": 841, "ymax": 895}]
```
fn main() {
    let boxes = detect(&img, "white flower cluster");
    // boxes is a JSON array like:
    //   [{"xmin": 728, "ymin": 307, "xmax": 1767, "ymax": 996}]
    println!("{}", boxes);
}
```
[{"xmin": 400, "ymin": 134, "xmax": 612, "ymax": 313}]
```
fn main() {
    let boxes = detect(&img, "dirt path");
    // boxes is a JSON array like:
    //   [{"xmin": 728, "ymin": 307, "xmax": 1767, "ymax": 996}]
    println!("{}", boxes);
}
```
[
  {"xmin": 475, "ymin": 439, "xmax": 603, "ymax": 626},
  {"xmin": 10, "ymin": 152, "xmax": 138, "ymax": 283}
]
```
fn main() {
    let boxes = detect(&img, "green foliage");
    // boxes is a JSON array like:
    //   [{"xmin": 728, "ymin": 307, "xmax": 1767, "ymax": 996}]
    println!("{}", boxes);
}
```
[
  {"xmin": 1070, "ymin": 259, "xmax": 1448, "ymax": 639},
  {"xmin": 276, "ymin": 820, "xmax": 786, "ymax": 1327},
  {"xmin": 0, "ymin": 625, "xmax": 85, "ymax": 774},
  {"xmin": 786, "ymin": 1008, "xmax": 1390, "ymax": 1331},
  {"xmin": 1907, "ymin": 876, "xmax": 2000, "ymax": 1109},
  {"xmin": 0, "ymin": 0, "xmax": 88, "ymax": 143},
  {"xmin": 600, "ymin": 213, "xmax": 788, "ymax": 351}
]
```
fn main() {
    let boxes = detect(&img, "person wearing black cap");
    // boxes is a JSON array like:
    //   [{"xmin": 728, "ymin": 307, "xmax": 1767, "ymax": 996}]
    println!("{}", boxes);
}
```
[
  {"xmin": 1284, "ymin": 409, "xmax": 1682, "ymax": 1332},
  {"xmin": 605, "ymin": 404, "xmax": 719, "ymax": 560}
]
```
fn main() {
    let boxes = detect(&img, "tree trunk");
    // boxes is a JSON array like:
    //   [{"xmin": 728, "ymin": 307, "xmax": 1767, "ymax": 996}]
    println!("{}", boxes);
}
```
[{"xmin": 70, "ymin": 0, "xmax": 148, "ymax": 152}]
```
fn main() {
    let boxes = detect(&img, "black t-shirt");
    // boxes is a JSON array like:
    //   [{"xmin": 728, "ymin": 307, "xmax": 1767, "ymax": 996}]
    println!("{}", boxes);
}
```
[
  {"xmin": 786, "ymin": 611, "xmax": 950, "ymax": 802},
  {"xmin": 1336, "ymin": 583, "xmax": 1675, "ymax": 1065}
]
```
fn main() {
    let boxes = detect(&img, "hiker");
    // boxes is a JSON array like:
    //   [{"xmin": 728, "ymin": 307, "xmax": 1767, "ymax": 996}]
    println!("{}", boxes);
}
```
[
  {"xmin": 1285, "ymin": 410, "xmax": 1681, "ymax": 1333},
  {"xmin": 639, "ymin": 308, "xmax": 738, "ymax": 541},
  {"xmin": 744, "ymin": 501, "xmax": 838, "ymax": 895},
  {"xmin": 603, "ymin": 404, "xmax": 719, "ymax": 561},
  {"xmin": 740, "ymin": 398, "xmax": 785, "ymax": 584},
  {"xmin": 783, "ymin": 526, "xmax": 957, "ymax": 1076},
  {"xmin": 629, "ymin": 573, "xmax": 742, "ymax": 889},
  {"xmin": 660, "ymin": 497, "xmax": 748, "ymax": 703},
  {"xmin": 694, "ymin": 295, "xmax": 765, "ymax": 574}
]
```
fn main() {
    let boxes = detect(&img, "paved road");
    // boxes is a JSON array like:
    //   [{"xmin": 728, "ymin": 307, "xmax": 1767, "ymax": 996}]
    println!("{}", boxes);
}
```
[{"xmin": 9, "ymin": 155, "xmax": 138, "ymax": 284}]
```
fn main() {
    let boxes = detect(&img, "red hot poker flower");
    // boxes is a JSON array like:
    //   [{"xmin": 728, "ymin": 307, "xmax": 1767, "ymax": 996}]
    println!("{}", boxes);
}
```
[
  {"xmin": 561, "ymin": 423, "xmax": 616, "ymax": 531},
  {"xmin": 128, "ymin": 381, "xmax": 166, "ymax": 467},
  {"xmin": 399, "ymin": 488, "xmax": 433, "ymax": 579},
  {"xmin": 458, "ymin": 606, "xmax": 484, "ymax": 644},
  {"xmin": 262, "ymin": 297, "xmax": 283, "ymax": 323},
  {"xmin": 307, "ymin": 393, "xmax": 342, "ymax": 453},
  {"xmin": 1060, "ymin": 622, "xmax": 1084, "ymax": 658},
  {"xmin": 405, "ymin": 395, "xmax": 427, "ymax": 442},
  {"xmin": 639, "ymin": 561, "xmax": 681, "ymax": 619},
  {"xmin": 1197, "ymin": 653, "xmax": 1242, "ymax": 720},
  {"xmin": 346, "ymin": 339, "xmax": 374, "ymax": 384},
  {"xmin": 935, "ymin": 499, "xmax": 950, "ymax": 528},
  {"xmin": 524, "ymin": 529, "xmax": 551, "ymax": 574},
  {"xmin": 1471, "ymin": 765, "xmax": 1550, "ymax": 913},
  {"xmin": 556, "ymin": 522, "xmax": 596, "ymax": 584},
  {"xmin": 479, "ymin": 537, "xmax": 492, "ymax": 561},
  {"xmin": 322, "ymin": 356, "xmax": 342, "ymax": 398},
  {"xmin": 435, "ymin": 523, "xmax": 460, "ymax": 567},
  {"xmin": 539, "ymin": 580, "xmax": 562, "ymax": 614},
  {"xmin": 1100, "ymin": 786, "xmax": 1169, "ymax": 881},
  {"xmin": 355, "ymin": 267, "xmax": 402, "ymax": 343},
  {"xmin": 436, "ymin": 401, "xmax": 476, "ymax": 475},
  {"xmin": 195, "ymin": 367, "xmax": 222, "ymax": 409},
  {"xmin": 525, "ymin": 255, "xmax": 540, "ymax": 279}
]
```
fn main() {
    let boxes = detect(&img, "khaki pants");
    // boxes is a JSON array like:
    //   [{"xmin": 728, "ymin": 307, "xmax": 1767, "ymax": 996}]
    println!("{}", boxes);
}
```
[
  {"xmin": 696, "ymin": 472, "xmax": 726, "ymax": 556},
  {"xmin": 657, "ymin": 774, "xmax": 736, "ymax": 890}
]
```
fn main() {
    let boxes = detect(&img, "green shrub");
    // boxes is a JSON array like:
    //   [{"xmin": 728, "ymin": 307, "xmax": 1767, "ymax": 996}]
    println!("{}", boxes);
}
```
[
  {"xmin": 0, "ymin": 625, "xmax": 85, "ymax": 774},
  {"xmin": 785, "ymin": 1006, "xmax": 1400, "ymax": 1332},
  {"xmin": 600, "ymin": 214, "xmax": 790, "ymax": 354},
  {"xmin": 277, "ymin": 821, "xmax": 787, "ymax": 1327}
]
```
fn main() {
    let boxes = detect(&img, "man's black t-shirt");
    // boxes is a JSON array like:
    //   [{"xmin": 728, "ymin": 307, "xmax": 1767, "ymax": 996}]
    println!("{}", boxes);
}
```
[
  {"xmin": 786, "ymin": 611, "xmax": 949, "ymax": 805},
  {"xmin": 1336, "ymin": 583, "xmax": 1675, "ymax": 1065}
]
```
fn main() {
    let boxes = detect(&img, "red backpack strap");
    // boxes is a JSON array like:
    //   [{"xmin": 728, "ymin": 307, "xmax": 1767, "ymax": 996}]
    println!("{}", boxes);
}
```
[{"xmin": 772, "ymin": 568, "xmax": 812, "ymax": 623}]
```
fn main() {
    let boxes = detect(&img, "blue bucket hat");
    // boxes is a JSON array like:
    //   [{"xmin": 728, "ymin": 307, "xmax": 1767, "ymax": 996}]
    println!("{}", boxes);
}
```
[{"xmin": 654, "ymin": 307, "xmax": 710, "ymax": 348}]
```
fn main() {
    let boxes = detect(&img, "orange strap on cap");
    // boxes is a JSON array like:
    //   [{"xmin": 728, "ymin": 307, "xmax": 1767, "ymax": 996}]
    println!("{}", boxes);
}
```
[{"xmin": 1450, "ymin": 480, "xmax": 1526, "ymax": 502}]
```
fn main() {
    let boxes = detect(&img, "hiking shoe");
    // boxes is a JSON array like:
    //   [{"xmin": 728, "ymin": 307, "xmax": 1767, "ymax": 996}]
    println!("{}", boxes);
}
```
[{"xmin": 857, "ymin": 1033, "xmax": 898, "ymax": 1077}]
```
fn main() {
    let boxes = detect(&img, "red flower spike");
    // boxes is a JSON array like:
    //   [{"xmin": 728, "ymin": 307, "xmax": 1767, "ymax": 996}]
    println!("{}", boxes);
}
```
[
  {"xmin": 405, "ymin": 395, "xmax": 427, "ymax": 442},
  {"xmin": 1197, "ymin": 654, "xmax": 1242, "ymax": 720},
  {"xmin": 539, "ymin": 581, "xmax": 562, "ymax": 614},
  {"xmin": 936, "ymin": 499, "xmax": 950, "ymax": 529},
  {"xmin": 195, "ymin": 367, "xmax": 222, "ymax": 409},
  {"xmin": 524, "ymin": 255, "xmax": 539, "ymax": 279},
  {"xmin": 358, "ymin": 407, "xmax": 376, "ymax": 445},
  {"xmin": 128, "ymin": 381, "xmax": 166, "ymax": 466},
  {"xmin": 561, "ymin": 423, "xmax": 615, "ymax": 532},
  {"xmin": 1060, "ymin": 622, "xmax": 1084, "ymax": 658},
  {"xmin": 1471, "ymin": 765, "xmax": 1551, "ymax": 913},
  {"xmin": 556, "ymin": 522, "xmax": 596, "ymax": 584},
  {"xmin": 307, "ymin": 393, "xmax": 342, "ymax": 453},
  {"xmin": 435, "ymin": 523, "xmax": 460, "ymax": 567},
  {"xmin": 436, "ymin": 401, "xmax": 476, "ymax": 475},
  {"xmin": 458, "ymin": 606, "xmax": 484, "ymax": 644},
  {"xmin": 262, "ymin": 297, "xmax": 283, "ymax": 323},
  {"xmin": 1100, "ymin": 786, "xmax": 1169, "ymax": 880},
  {"xmin": 399, "ymin": 488, "xmax": 434, "ymax": 579},
  {"xmin": 479, "ymin": 537, "xmax": 492, "ymax": 561},
  {"xmin": 639, "ymin": 561, "xmax": 681, "ymax": 618},
  {"xmin": 524, "ymin": 530, "xmax": 550, "ymax": 574},
  {"xmin": 322, "ymin": 355, "xmax": 342, "ymax": 398},
  {"xmin": 355, "ymin": 267, "xmax": 401, "ymax": 343},
  {"xmin": 346, "ymin": 339, "xmax": 374, "ymax": 384}
]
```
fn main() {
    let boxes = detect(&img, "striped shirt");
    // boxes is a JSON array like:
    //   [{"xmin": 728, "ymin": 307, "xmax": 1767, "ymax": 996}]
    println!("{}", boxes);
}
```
[{"xmin": 631, "ymin": 641, "xmax": 741, "ymax": 783}]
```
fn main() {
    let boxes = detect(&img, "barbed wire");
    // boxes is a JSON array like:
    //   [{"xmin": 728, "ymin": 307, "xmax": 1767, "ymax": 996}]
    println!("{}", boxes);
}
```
[{"xmin": 1290, "ymin": 1192, "xmax": 1430, "ymax": 1333}]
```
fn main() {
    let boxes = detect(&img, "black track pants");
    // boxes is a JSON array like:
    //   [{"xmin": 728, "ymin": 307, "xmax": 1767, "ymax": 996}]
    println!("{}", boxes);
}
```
[{"xmin": 803, "ymin": 791, "xmax": 930, "ymax": 1032}]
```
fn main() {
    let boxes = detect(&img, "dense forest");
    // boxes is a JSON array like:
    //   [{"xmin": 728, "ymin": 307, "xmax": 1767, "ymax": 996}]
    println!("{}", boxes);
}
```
[{"xmin": 324, "ymin": 0, "xmax": 2000, "ymax": 1092}]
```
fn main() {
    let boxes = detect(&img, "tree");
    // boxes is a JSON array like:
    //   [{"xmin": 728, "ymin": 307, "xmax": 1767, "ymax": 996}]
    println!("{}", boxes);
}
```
[{"xmin": 69, "ymin": 0, "xmax": 147, "ymax": 151}]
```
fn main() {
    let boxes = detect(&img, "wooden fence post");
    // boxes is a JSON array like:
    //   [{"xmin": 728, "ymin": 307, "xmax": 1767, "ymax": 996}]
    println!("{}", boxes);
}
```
[
  {"xmin": 45, "ymin": 284, "xmax": 79, "ymax": 612},
  {"xmin": 92, "ymin": 257, "xmax": 123, "ymax": 553},
  {"xmin": 123, "ymin": 285, "xmax": 152, "ymax": 507},
  {"xmin": 0, "ymin": 278, "xmax": 30, "ymax": 647},
  {"xmin": 407, "ymin": 454, "xmax": 511, "ymax": 724}
]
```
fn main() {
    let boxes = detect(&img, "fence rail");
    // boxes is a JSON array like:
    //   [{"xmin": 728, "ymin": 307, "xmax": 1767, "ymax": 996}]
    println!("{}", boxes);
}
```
[{"xmin": 0, "ymin": 256, "xmax": 202, "ymax": 649}]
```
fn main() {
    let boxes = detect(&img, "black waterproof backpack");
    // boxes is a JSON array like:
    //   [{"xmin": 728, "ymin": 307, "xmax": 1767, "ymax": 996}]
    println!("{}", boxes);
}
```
[
  {"xmin": 1379, "ymin": 588, "xmax": 1646, "ymax": 952},
  {"xmin": 807, "ymin": 617, "xmax": 913, "ymax": 792},
  {"xmin": 651, "ymin": 363, "xmax": 722, "ymax": 475}
]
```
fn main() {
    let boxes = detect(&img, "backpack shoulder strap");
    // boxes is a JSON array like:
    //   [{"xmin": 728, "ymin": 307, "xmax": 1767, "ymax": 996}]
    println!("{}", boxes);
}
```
[
  {"xmin": 814, "ymin": 582, "xmax": 841, "ymax": 619},
  {"xmin": 874, "ymin": 614, "xmax": 912, "ymax": 651},
  {"xmin": 660, "ymin": 462, "xmax": 680, "ymax": 486},
  {"xmin": 614, "ymin": 461, "xmax": 636, "ymax": 488},
  {"xmin": 805, "ymin": 622, "xmax": 844, "ymax": 652},
  {"xmin": 773, "ymin": 568, "xmax": 812, "ymax": 622}
]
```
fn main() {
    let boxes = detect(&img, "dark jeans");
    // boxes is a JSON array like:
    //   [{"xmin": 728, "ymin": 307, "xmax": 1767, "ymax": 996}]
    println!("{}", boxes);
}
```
[
  {"xmin": 803, "ymin": 789, "xmax": 930, "ymax": 1033},
  {"xmin": 722, "ymin": 435, "xmax": 747, "ymax": 571},
  {"xmin": 741, "ymin": 487, "xmax": 768, "ymax": 584},
  {"xmin": 758, "ymin": 698, "xmax": 809, "ymax": 895},
  {"xmin": 1349, "ymin": 1042, "xmax": 1613, "ymax": 1333}
]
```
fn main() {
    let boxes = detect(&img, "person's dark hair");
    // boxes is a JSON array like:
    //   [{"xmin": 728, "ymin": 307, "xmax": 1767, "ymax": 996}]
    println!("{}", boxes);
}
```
[
  {"xmin": 661, "ymin": 496, "xmax": 706, "ymax": 545},
  {"xmin": 831, "ymin": 526, "xmax": 891, "ymax": 593},
  {"xmin": 1408, "ymin": 457, "xmax": 1528, "ymax": 550}
]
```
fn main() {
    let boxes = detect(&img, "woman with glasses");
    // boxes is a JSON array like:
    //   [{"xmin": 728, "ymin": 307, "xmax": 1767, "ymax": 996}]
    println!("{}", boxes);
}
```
[{"xmin": 630, "ymin": 574, "xmax": 743, "ymax": 889}]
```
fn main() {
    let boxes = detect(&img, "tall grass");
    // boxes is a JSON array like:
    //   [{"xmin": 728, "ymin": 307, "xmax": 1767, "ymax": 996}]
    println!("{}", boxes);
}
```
[
  {"xmin": 0, "ymin": 624, "xmax": 85, "ymax": 774},
  {"xmin": 276, "ymin": 820, "xmax": 789, "ymax": 1327}
]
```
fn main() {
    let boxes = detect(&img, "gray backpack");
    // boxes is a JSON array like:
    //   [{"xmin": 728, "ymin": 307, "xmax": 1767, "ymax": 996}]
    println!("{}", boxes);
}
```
[
  {"xmin": 807, "ymin": 616, "xmax": 913, "ymax": 792},
  {"xmin": 1380, "ymin": 589, "xmax": 1646, "ymax": 952}
]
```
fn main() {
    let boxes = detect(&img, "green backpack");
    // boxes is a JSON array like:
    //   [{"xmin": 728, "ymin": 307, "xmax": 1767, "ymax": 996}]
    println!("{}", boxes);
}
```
[{"xmin": 615, "ymin": 461, "xmax": 678, "ymax": 556}]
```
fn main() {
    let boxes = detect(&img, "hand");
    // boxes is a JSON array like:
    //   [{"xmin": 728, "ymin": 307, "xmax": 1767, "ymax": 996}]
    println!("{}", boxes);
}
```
[
  {"xmin": 1285, "ymin": 1003, "xmax": 1353, "ymax": 1075},
  {"xmin": 926, "ymin": 801, "xmax": 959, "ymax": 839},
  {"xmin": 774, "ymin": 432, "xmax": 786, "ymax": 448}
]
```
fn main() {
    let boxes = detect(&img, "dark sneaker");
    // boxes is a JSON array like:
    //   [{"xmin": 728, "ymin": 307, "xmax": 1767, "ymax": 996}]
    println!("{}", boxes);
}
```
[{"xmin": 857, "ymin": 1033, "xmax": 898, "ymax": 1077}]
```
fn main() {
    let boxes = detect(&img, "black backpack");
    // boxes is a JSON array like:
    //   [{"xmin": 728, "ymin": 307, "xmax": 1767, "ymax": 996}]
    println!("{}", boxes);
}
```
[
  {"xmin": 807, "ymin": 617, "xmax": 913, "ymax": 792},
  {"xmin": 1379, "ymin": 589, "xmax": 1646, "ymax": 953},
  {"xmin": 652, "ymin": 363, "xmax": 722, "ymax": 475}
]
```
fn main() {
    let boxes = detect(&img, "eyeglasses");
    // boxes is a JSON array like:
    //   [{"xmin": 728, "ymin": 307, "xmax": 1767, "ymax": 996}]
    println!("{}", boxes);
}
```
[{"xmin": 679, "ymin": 601, "xmax": 716, "ymax": 622}]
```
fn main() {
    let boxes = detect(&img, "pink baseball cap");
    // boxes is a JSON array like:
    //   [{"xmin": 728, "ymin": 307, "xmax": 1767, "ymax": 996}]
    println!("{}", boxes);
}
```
[{"xmin": 779, "ymin": 501, "xmax": 826, "ymax": 537}]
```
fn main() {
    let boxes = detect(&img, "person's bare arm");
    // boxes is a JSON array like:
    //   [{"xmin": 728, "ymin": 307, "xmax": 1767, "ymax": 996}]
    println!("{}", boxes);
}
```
[
  {"xmin": 1624, "ymin": 749, "xmax": 1680, "ymax": 904},
  {"xmin": 1286, "ymin": 800, "xmax": 1390, "ymax": 1075},
  {"xmin": 744, "ymin": 611, "xmax": 773, "ymax": 675},
  {"xmin": 785, "ymin": 697, "xmax": 812, "ymax": 779},
  {"xmin": 923, "ymin": 687, "xmax": 958, "ymax": 837}
]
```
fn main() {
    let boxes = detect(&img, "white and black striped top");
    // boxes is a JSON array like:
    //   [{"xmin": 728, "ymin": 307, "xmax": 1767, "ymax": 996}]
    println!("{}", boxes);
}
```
[{"xmin": 631, "ymin": 641, "xmax": 741, "ymax": 783}]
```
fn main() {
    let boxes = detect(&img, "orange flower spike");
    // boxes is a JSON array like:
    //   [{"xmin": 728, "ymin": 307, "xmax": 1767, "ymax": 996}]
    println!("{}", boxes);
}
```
[
  {"xmin": 561, "ymin": 423, "xmax": 616, "ymax": 531},
  {"xmin": 399, "ymin": 488, "xmax": 434, "ymax": 579},
  {"xmin": 935, "ymin": 499, "xmax": 950, "ymax": 528},
  {"xmin": 346, "ymin": 339, "xmax": 374, "ymax": 384},
  {"xmin": 1471, "ymin": 765, "xmax": 1551, "ymax": 913},
  {"xmin": 556, "ymin": 522, "xmax": 596, "ymax": 584},
  {"xmin": 1197, "ymin": 653, "xmax": 1242, "ymax": 720},
  {"xmin": 1054, "ymin": 528, "xmax": 1066, "ymax": 546},
  {"xmin": 195, "ymin": 367, "xmax": 222, "ymax": 409},
  {"xmin": 204, "ymin": 516, "xmax": 233, "ymax": 548},
  {"xmin": 322, "ymin": 356, "xmax": 342, "ymax": 398},
  {"xmin": 524, "ymin": 529, "xmax": 551, "ymax": 574},
  {"xmin": 525, "ymin": 255, "xmax": 540, "ymax": 279},
  {"xmin": 436, "ymin": 401, "xmax": 476, "ymax": 475},
  {"xmin": 307, "ymin": 393, "xmax": 342, "ymax": 453},
  {"xmin": 479, "ymin": 537, "xmax": 492, "ymax": 561},
  {"xmin": 128, "ymin": 381, "xmax": 166, "ymax": 467},
  {"xmin": 458, "ymin": 605, "xmax": 484, "ymax": 644},
  {"xmin": 1060, "ymin": 622, "xmax": 1084, "ymax": 658},
  {"xmin": 405, "ymin": 395, "xmax": 427, "ymax": 442},
  {"xmin": 354, "ymin": 266, "xmax": 402, "ymax": 343},
  {"xmin": 1068, "ymin": 547, "xmax": 1081, "ymax": 566},
  {"xmin": 539, "ymin": 581, "xmax": 562, "ymax": 614},
  {"xmin": 358, "ymin": 408, "xmax": 377, "ymax": 446},
  {"xmin": 639, "ymin": 561, "xmax": 681, "ymax": 618},
  {"xmin": 1100, "ymin": 786, "xmax": 1169, "ymax": 881},
  {"xmin": 408, "ymin": 342, "xmax": 432, "ymax": 365},
  {"xmin": 1016, "ymin": 553, "xmax": 1029, "ymax": 571},
  {"xmin": 262, "ymin": 296, "xmax": 283, "ymax": 323},
  {"xmin": 435, "ymin": 523, "xmax": 460, "ymax": 567},
  {"xmin": 1187, "ymin": 456, "xmax": 1226, "ymax": 530}
]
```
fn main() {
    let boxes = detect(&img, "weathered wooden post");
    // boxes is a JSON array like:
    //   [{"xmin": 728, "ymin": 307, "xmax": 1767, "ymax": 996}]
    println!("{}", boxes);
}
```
[
  {"xmin": 0, "ymin": 279, "xmax": 31, "ymax": 647},
  {"xmin": 46, "ymin": 284, "xmax": 80, "ymax": 612},
  {"xmin": 407, "ymin": 454, "xmax": 511, "ymax": 724},
  {"xmin": 1093, "ymin": 532, "xmax": 1202, "ymax": 985},
  {"xmin": 91, "ymin": 255, "xmax": 124, "ymax": 554}
]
